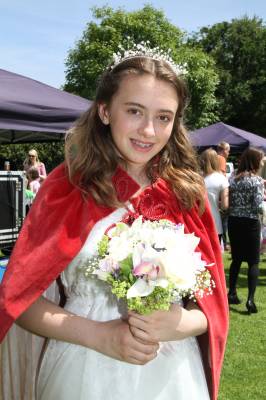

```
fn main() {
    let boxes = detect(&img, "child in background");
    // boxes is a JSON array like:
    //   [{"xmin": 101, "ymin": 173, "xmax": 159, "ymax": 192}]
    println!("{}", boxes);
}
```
[{"xmin": 27, "ymin": 167, "xmax": 41, "ymax": 195}]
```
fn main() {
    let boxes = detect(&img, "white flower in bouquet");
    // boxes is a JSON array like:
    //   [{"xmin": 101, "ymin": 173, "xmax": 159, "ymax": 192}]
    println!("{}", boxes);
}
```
[{"xmin": 82, "ymin": 217, "xmax": 215, "ymax": 314}]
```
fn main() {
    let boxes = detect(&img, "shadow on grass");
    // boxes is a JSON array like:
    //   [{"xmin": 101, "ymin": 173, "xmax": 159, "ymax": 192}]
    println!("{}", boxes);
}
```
[
  {"xmin": 228, "ymin": 306, "xmax": 250, "ymax": 316},
  {"xmin": 223, "ymin": 258, "xmax": 266, "ymax": 288}
]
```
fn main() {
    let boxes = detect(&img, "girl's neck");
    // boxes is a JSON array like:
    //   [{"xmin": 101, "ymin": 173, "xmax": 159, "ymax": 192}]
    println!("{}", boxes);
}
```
[{"xmin": 125, "ymin": 164, "xmax": 151, "ymax": 189}]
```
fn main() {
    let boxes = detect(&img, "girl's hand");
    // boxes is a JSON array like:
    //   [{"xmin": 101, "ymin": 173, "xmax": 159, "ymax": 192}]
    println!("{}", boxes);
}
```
[
  {"xmin": 128, "ymin": 302, "xmax": 208, "ymax": 343},
  {"xmin": 96, "ymin": 319, "xmax": 159, "ymax": 365},
  {"xmin": 128, "ymin": 304, "xmax": 182, "ymax": 343},
  {"xmin": 16, "ymin": 297, "xmax": 159, "ymax": 365}
]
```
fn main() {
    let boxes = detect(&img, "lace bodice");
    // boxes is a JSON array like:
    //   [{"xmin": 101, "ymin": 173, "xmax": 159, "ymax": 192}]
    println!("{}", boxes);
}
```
[{"xmin": 61, "ymin": 210, "xmax": 127, "ymax": 289}]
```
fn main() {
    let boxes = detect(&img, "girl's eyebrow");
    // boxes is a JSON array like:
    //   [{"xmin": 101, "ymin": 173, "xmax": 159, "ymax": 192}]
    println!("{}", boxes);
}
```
[
  {"xmin": 124, "ymin": 102, "xmax": 175, "ymax": 115},
  {"xmin": 124, "ymin": 101, "xmax": 145, "ymax": 108}
]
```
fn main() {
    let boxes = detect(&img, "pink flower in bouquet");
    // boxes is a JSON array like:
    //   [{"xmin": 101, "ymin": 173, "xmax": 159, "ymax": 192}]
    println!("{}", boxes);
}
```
[{"xmin": 133, "ymin": 261, "xmax": 159, "ymax": 280}]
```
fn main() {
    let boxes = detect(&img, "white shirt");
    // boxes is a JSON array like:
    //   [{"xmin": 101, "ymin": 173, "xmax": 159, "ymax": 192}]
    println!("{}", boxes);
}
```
[{"xmin": 204, "ymin": 172, "xmax": 229, "ymax": 234}]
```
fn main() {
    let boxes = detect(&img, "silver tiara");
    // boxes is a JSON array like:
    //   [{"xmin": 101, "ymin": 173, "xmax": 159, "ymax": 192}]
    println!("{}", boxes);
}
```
[{"xmin": 110, "ymin": 39, "xmax": 187, "ymax": 76}]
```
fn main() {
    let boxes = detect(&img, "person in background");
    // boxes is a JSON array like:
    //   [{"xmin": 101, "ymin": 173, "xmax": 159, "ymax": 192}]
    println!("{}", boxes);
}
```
[
  {"xmin": 217, "ymin": 142, "xmax": 231, "ymax": 250},
  {"xmin": 216, "ymin": 142, "xmax": 230, "ymax": 176},
  {"xmin": 0, "ymin": 44, "xmax": 228, "ymax": 400},
  {"xmin": 259, "ymin": 155, "xmax": 266, "ymax": 176},
  {"xmin": 199, "ymin": 148, "xmax": 229, "ymax": 245},
  {"xmin": 23, "ymin": 149, "xmax": 47, "ymax": 182},
  {"xmin": 27, "ymin": 167, "xmax": 41, "ymax": 195},
  {"xmin": 227, "ymin": 147, "xmax": 264, "ymax": 314},
  {"xmin": 258, "ymin": 155, "xmax": 266, "ymax": 255}
]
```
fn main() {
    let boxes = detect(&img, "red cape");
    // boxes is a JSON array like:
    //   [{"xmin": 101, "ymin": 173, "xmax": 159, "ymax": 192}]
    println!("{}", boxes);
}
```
[{"xmin": 0, "ymin": 163, "xmax": 228, "ymax": 400}]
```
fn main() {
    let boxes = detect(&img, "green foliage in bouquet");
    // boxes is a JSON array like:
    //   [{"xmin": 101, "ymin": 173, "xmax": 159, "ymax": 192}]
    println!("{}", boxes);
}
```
[
  {"xmin": 97, "ymin": 235, "xmax": 109, "ymax": 257},
  {"xmin": 127, "ymin": 285, "xmax": 176, "ymax": 315}
]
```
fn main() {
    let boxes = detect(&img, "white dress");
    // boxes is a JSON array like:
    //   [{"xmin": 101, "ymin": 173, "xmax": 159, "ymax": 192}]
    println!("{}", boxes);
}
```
[{"xmin": 37, "ymin": 208, "xmax": 210, "ymax": 400}]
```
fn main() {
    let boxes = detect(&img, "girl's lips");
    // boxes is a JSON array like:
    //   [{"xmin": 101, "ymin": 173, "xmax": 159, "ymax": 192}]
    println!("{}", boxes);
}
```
[{"xmin": 130, "ymin": 139, "xmax": 154, "ymax": 152}]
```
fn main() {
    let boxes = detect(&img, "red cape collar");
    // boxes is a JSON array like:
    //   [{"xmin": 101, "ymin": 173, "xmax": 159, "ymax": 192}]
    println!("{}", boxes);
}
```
[{"xmin": 112, "ymin": 166, "xmax": 141, "ymax": 202}]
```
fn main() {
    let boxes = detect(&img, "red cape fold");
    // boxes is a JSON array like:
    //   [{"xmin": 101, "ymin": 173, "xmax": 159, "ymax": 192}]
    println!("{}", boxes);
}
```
[{"xmin": 0, "ymin": 163, "xmax": 228, "ymax": 400}]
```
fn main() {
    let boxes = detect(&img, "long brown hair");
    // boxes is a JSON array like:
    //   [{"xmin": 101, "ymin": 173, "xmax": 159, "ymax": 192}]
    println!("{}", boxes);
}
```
[
  {"xmin": 237, "ymin": 147, "xmax": 264, "ymax": 176},
  {"xmin": 199, "ymin": 148, "xmax": 220, "ymax": 176},
  {"xmin": 65, "ymin": 57, "xmax": 205, "ymax": 210}
]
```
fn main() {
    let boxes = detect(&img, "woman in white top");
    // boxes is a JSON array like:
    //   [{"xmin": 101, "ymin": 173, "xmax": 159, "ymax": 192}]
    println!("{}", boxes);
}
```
[{"xmin": 200, "ymin": 148, "xmax": 229, "ymax": 243}]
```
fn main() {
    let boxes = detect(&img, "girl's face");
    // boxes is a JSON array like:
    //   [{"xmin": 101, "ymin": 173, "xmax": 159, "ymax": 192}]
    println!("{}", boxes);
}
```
[{"xmin": 98, "ymin": 74, "xmax": 178, "ymax": 177}]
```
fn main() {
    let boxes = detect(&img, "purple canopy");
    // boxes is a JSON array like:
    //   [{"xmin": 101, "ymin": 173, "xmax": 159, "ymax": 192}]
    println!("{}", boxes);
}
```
[
  {"xmin": 190, "ymin": 122, "xmax": 266, "ymax": 153},
  {"xmin": 0, "ymin": 69, "xmax": 91, "ymax": 143}
]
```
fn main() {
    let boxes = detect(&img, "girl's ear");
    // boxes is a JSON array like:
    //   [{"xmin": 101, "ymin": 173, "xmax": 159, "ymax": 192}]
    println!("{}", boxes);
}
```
[{"xmin": 98, "ymin": 103, "xmax": 110, "ymax": 125}]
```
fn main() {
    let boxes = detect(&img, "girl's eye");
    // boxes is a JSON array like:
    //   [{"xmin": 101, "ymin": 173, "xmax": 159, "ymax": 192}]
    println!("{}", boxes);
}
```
[
  {"xmin": 159, "ymin": 115, "xmax": 171, "ymax": 123},
  {"xmin": 127, "ymin": 108, "xmax": 141, "ymax": 115}
]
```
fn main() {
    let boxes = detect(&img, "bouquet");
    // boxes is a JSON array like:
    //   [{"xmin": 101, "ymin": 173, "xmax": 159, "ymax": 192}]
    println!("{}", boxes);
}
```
[{"xmin": 81, "ymin": 217, "xmax": 215, "ymax": 314}]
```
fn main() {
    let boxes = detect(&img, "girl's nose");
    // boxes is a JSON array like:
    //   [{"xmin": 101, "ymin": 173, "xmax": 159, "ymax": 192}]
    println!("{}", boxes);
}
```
[{"xmin": 138, "ymin": 118, "xmax": 156, "ymax": 138}]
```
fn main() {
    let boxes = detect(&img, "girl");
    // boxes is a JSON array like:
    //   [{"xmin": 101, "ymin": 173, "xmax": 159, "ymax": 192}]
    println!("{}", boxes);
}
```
[
  {"xmin": 27, "ymin": 167, "xmax": 41, "ymax": 195},
  {"xmin": 0, "ymin": 44, "xmax": 228, "ymax": 400}
]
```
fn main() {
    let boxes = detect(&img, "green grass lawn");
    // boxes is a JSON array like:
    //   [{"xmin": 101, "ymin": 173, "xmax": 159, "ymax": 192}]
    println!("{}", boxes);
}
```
[{"xmin": 218, "ymin": 251, "xmax": 266, "ymax": 400}]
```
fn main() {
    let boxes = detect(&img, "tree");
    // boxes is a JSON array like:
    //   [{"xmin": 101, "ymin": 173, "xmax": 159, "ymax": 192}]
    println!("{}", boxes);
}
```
[
  {"xmin": 64, "ymin": 5, "xmax": 220, "ymax": 129},
  {"xmin": 190, "ymin": 17, "xmax": 266, "ymax": 136}
]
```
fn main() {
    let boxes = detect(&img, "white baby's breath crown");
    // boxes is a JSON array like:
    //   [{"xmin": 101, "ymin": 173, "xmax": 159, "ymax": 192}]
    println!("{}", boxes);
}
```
[{"xmin": 110, "ymin": 38, "xmax": 187, "ymax": 77}]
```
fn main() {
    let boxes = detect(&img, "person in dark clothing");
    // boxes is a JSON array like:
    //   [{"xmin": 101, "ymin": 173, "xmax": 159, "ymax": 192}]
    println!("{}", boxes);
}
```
[{"xmin": 227, "ymin": 147, "xmax": 264, "ymax": 314}]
